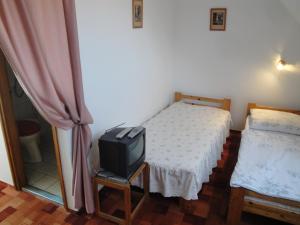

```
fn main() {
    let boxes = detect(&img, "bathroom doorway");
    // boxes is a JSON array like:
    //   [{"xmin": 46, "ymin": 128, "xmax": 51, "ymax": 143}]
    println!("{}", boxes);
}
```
[{"xmin": 0, "ymin": 51, "xmax": 67, "ymax": 207}]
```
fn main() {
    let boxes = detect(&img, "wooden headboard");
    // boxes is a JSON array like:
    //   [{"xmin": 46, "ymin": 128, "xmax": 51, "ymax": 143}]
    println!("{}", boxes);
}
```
[
  {"xmin": 175, "ymin": 92, "xmax": 231, "ymax": 111},
  {"xmin": 247, "ymin": 103, "xmax": 300, "ymax": 115}
]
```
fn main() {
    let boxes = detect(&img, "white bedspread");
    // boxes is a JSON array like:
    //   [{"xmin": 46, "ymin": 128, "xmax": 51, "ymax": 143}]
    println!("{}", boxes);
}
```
[
  {"xmin": 143, "ymin": 102, "xmax": 231, "ymax": 200},
  {"xmin": 230, "ymin": 123, "xmax": 300, "ymax": 202}
]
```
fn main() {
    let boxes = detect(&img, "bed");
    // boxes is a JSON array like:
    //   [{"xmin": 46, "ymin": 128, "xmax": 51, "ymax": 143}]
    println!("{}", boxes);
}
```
[
  {"xmin": 141, "ymin": 92, "xmax": 231, "ymax": 204},
  {"xmin": 227, "ymin": 103, "xmax": 300, "ymax": 225}
]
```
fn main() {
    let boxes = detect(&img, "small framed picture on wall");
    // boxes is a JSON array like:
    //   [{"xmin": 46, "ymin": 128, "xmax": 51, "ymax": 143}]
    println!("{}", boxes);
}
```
[
  {"xmin": 132, "ymin": 0, "xmax": 143, "ymax": 28},
  {"xmin": 210, "ymin": 8, "xmax": 227, "ymax": 31}
]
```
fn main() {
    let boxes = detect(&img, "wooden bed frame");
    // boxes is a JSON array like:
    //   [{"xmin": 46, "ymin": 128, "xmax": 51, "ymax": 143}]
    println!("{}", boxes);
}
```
[
  {"xmin": 175, "ymin": 92, "xmax": 231, "ymax": 111},
  {"xmin": 174, "ymin": 92, "xmax": 231, "ymax": 212},
  {"xmin": 227, "ymin": 103, "xmax": 300, "ymax": 225}
]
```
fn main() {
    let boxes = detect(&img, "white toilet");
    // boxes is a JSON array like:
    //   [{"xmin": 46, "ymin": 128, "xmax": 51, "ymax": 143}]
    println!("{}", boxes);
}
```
[{"xmin": 17, "ymin": 120, "xmax": 42, "ymax": 163}]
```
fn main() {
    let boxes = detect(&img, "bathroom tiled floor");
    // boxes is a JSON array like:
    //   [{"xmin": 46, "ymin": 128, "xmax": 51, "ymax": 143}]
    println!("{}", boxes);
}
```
[{"xmin": 24, "ymin": 139, "xmax": 62, "ymax": 197}]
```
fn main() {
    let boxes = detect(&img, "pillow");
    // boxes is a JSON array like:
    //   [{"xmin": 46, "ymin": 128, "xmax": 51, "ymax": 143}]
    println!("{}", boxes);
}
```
[{"xmin": 249, "ymin": 108, "xmax": 300, "ymax": 135}]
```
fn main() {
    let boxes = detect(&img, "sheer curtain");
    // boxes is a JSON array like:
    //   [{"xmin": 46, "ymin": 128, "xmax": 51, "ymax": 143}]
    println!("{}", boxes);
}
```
[{"xmin": 0, "ymin": 0, "xmax": 95, "ymax": 213}]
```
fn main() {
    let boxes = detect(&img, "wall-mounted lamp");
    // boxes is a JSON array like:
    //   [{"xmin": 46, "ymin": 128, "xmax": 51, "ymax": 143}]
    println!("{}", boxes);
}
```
[{"xmin": 276, "ymin": 59, "xmax": 286, "ymax": 71}]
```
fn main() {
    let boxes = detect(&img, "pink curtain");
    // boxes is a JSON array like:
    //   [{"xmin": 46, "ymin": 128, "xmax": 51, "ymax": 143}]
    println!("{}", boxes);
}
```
[{"xmin": 0, "ymin": 0, "xmax": 95, "ymax": 213}]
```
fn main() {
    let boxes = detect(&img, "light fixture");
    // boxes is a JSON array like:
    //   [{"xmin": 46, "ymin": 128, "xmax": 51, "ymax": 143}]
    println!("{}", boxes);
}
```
[{"xmin": 276, "ymin": 59, "xmax": 286, "ymax": 71}]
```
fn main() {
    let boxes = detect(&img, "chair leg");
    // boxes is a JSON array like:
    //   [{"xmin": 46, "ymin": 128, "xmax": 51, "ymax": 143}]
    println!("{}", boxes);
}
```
[
  {"xmin": 93, "ymin": 178, "xmax": 100, "ymax": 216},
  {"xmin": 124, "ymin": 186, "xmax": 132, "ymax": 225},
  {"xmin": 143, "ymin": 163, "xmax": 150, "ymax": 197},
  {"xmin": 227, "ymin": 187, "xmax": 245, "ymax": 225}
]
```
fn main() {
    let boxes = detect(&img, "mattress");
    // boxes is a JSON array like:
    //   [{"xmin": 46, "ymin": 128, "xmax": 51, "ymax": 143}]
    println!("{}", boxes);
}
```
[
  {"xmin": 230, "ymin": 118, "xmax": 300, "ymax": 202},
  {"xmin": 142, "ymin": 102, "xmax": 231, "ymax": 200}
]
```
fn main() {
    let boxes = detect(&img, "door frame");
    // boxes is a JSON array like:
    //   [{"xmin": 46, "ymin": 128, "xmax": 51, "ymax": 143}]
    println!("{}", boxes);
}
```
[{"xmin": 0, "ymin": 51, "xmax": 68, "ymax": 210}]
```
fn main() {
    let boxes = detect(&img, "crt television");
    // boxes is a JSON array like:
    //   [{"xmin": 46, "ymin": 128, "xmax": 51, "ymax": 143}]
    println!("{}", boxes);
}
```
[{"xmin": 99, "ymin": 127, "xmax": 145, "ymax": 178}]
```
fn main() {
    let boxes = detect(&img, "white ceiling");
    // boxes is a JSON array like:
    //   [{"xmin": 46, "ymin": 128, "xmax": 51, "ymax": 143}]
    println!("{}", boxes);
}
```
[{"xmin": 280, "ymin": 0, "xmax": 300, "ymax": 25}]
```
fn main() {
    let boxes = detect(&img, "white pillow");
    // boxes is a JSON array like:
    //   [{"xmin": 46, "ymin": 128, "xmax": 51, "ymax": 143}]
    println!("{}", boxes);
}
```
[{"xmin": 249, "ymin": 108, "xmax": 300, "ymax": 135}]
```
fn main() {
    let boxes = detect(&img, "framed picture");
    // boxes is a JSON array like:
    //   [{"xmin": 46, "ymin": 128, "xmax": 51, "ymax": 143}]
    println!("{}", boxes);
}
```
[
  {"xmin": 210, "ymin": 8, "xmax": 227, "ymax": 31},
  {"xmin": 132, "ymin": 0, "xmax": 143, "ymax": 28}
]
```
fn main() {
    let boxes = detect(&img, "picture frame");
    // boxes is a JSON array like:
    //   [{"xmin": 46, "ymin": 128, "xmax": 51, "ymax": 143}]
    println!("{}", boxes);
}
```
[
  {"xmin": 210, "ymin": 8, "xmax": 227, "ymax": 31},
  {"xmin": 132, "ymin": 0, "xmax": 143, "ymax": 29}
]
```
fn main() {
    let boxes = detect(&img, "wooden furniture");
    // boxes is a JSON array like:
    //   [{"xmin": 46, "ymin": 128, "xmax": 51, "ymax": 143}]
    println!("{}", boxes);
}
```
[
  {"xmin": 175, "ymin": 92, "xmax": 231, "ymax": 111},
  {"xmin": 93, "ymin": 163, "xmax": 149, "ymax": 225},
  {"xmin": 227, "ymin": 103, "xmax": 300, "ymax": 225}
]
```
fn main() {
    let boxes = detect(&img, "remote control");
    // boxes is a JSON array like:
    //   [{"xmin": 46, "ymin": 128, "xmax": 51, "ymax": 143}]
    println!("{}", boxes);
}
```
[
  {"xmin": 116, "ymin": 127, "xmax": 133, "ymax": 139},
  {"xmin": 128, "ymin": 126, "xmax": 144, "ymax": 139}
]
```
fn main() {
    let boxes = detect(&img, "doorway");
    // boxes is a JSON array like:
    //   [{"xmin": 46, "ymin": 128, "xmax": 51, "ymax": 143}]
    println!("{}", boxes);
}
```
[{"xmin": 0, "ymin": 51, "xmax": 68, "ymax": 207}]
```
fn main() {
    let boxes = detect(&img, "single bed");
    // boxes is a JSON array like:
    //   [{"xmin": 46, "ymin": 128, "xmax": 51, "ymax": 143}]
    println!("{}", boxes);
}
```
[
  {"xmin": 227, "ymin": 103, "xmax": 300, "ymax": 225},
  {"xmin": 142, "ymin": 92, "xmax": 231, "ymax": 202}
]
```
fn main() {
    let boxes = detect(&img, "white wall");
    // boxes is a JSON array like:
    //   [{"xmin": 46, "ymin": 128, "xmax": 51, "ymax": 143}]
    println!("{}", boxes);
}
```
[
  {"xmin": 173, "ymin": 0, "xmax": 300, "ymax": 129},
  {"xmin": 56, "ymin": 0, "xmax": 174, "ymax": 210},
  {"xmin": 75, "ymin": 0, "xmax": 174, "ymax": 168},
  {"xmin": 0, "ymin": 121, "xmax": 14, "ymax": 185},
  {"xmin": 76, "ymin": 0, "xmax": 174, "ymax": 136}
]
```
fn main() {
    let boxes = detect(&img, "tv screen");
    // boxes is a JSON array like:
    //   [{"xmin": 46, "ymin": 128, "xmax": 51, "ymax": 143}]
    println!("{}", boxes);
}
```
[
  {"xmin": 128, "ymin": 135, "xmax": 144, "ymax": 166},
  {"xmin": 99, "ymin": 127, "xmax": 145, "ymax": 178}
]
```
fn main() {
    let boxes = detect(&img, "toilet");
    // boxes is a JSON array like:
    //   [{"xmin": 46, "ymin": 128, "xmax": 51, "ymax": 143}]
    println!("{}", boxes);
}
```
[{"xmin": 17, "ymin": 120, "xmax": 42, "ymax": 163}]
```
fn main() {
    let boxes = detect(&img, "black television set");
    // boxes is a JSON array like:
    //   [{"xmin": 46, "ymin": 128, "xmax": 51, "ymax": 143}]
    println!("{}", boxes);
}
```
[{"xmin": 98, "ymin": 127, "xmax": 145, "ymax": 178}]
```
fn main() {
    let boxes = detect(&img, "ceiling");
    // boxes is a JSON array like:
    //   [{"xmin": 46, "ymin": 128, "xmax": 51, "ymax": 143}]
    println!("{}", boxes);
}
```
[{"xmin": 280, "ymin": 0, "xmax": 300, "ymax": 25}]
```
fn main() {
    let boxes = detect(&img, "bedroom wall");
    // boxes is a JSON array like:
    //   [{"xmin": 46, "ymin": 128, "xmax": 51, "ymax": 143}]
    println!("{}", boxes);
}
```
[
  {"xmin": 173, "ymin": 0, "xmax": 300, "ymax": 130},
  {"xmin": 56, "ymin": 0, "xmax": 174, "ymax": 210}
]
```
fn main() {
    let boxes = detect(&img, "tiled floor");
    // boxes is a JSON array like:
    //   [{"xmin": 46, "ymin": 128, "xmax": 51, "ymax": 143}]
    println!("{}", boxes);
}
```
[
  {"xmin": 0, "ymin": 131, "xmax": 291, "ymax": 225},
  {"xmin": 24, "ymin": 138, "xmax": 62, "ymax": 197}
]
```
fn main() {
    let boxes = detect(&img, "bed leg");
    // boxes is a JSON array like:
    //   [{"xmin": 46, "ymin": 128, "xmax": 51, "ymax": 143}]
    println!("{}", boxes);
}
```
[
  {"xmin": 227, "ymin": 187, "xmax": 245, "ymax": 225},
  {"xmin": 179, "ymin": 198, "xmax": 194, "ymax": 214}
]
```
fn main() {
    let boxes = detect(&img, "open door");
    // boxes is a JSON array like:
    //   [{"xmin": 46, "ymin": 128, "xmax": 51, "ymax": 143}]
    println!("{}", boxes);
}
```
[
  {"xmin": 0, "ymin": 50, "xmax": 26, "ymax": 189},
  {"xmin": 0, "ymin": 50, "xmax": 68, "ymax": 209}
]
